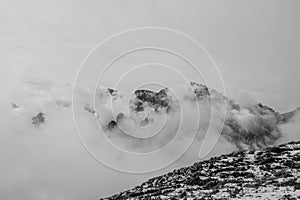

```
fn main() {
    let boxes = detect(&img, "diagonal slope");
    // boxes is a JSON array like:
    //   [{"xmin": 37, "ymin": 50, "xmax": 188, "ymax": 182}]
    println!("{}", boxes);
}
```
[{"xmin": 103, "ymin": 141, "xmax": 300, "ymax": 200}]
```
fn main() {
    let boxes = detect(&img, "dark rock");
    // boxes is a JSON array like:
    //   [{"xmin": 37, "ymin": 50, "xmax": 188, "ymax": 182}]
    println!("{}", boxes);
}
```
[
  {"xmin": 32, "ymin": 112, "xmax": 45, "ymax": 126},
  {"xmin": 107, "ymin": 88, "xmax": 116, "ymax": 95},
  {"xmin": 190, "ymin": 82, "xmax": 210, "ymax": 99},
  {"xmin": 130, "ymin": 88, "xmax": 172, "ymax": 114},
  {"xmin": 12, "ymin": 103, "xmax": 19, "ymax": 109},
  {"xmin": 107, "ymin": 120, "xmax": 117, "ymax": 130}
]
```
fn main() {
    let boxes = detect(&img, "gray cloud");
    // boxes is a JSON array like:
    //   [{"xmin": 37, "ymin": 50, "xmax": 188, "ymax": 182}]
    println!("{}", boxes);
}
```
[{"xmin": 0, "ymin": 0, "xmax": 300, "ymax": 199}]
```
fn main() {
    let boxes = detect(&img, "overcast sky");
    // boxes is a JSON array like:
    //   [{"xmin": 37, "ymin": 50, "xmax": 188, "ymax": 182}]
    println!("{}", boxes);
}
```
[
  {"xmin": 0, "ymin": 1, "xmax": 300, "ymax": 199},
  {"xmin": 1, "ymin": 0, "xmax": 300, "ymax": 110}
]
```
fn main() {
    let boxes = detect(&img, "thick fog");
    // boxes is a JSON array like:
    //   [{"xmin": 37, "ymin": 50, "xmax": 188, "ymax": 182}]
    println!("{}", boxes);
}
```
[{"xmin": 1, "ymin": 0, "xmax": 300, "ymax": 199}]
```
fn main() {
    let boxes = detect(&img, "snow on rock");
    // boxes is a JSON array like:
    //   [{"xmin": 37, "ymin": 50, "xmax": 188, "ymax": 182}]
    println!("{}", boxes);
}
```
[{"xmin": 102, "ymin": 141, "xmax": 300, "ymax": 200}]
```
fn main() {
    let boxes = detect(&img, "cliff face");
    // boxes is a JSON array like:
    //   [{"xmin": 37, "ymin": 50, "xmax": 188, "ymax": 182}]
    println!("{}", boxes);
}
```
[{"xmin": 102, "ymin": 141, "xmax": 300, "ymax": 200}]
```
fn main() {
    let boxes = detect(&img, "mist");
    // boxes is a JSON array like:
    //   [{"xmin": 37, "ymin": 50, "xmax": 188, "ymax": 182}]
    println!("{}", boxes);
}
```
[
  {"xmin": 1, "ymin": 0, "xmax": 300, "ymax": 200},
  {"xmin": 1, "ymin": 77, "xmax": 300, "ymax": 199}
]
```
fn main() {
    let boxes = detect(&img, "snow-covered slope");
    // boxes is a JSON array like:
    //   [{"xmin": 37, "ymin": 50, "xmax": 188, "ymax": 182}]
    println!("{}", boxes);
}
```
[{"xmin": 102, "ymin": 141, "xmax": 300, "ymax": 200}]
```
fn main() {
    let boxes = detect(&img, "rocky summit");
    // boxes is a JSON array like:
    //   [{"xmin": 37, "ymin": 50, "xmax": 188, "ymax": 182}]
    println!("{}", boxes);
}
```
[
  {"xmin": 106, "ymin": 82, "xmax": 300, "ymax": 151},
  {"xmin": 102, "ymin": 141, "xmax": 300, "ymax": 200}
]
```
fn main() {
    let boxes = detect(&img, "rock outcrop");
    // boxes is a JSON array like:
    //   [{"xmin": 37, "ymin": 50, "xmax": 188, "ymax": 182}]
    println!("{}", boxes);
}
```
[
  {"xmin": 32, "ymin": 112, "xmax": 45, "ymax": 126},
  {"xmin": 102, "ymin": 141, "xmax": 300, "ymax": 200}
]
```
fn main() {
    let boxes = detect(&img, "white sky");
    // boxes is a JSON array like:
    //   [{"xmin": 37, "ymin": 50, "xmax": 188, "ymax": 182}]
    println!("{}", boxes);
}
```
[{"xmin": 1, "ymin": 0, "xmax": 299, "ymax": 110}]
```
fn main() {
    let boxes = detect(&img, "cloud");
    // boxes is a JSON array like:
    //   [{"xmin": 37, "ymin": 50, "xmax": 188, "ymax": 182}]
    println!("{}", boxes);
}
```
[
  {"xmin": 2, "ymin": 76, "xmax": 300, "ymax": 199},
  {"xmin": 1, "ymin": 1, "xmax": 299, "ymax": 199}
]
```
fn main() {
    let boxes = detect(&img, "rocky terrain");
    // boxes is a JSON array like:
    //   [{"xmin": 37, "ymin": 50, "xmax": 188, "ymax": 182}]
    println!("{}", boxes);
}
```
[{"xmin": 102, "ymin": 141, "xmax": 300, "ymax": 200}]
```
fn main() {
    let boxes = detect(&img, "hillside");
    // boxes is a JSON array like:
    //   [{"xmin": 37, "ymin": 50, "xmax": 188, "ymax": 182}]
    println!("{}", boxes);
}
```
[{"xmin": 102, "ymin": 141, "xmax": 300, "ymax": 200}]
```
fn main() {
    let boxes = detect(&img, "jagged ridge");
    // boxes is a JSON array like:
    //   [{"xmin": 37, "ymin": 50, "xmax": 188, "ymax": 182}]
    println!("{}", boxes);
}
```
[{"xmin": 106, "ymin": 82, "xmax": 299, "ymax": 150}]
